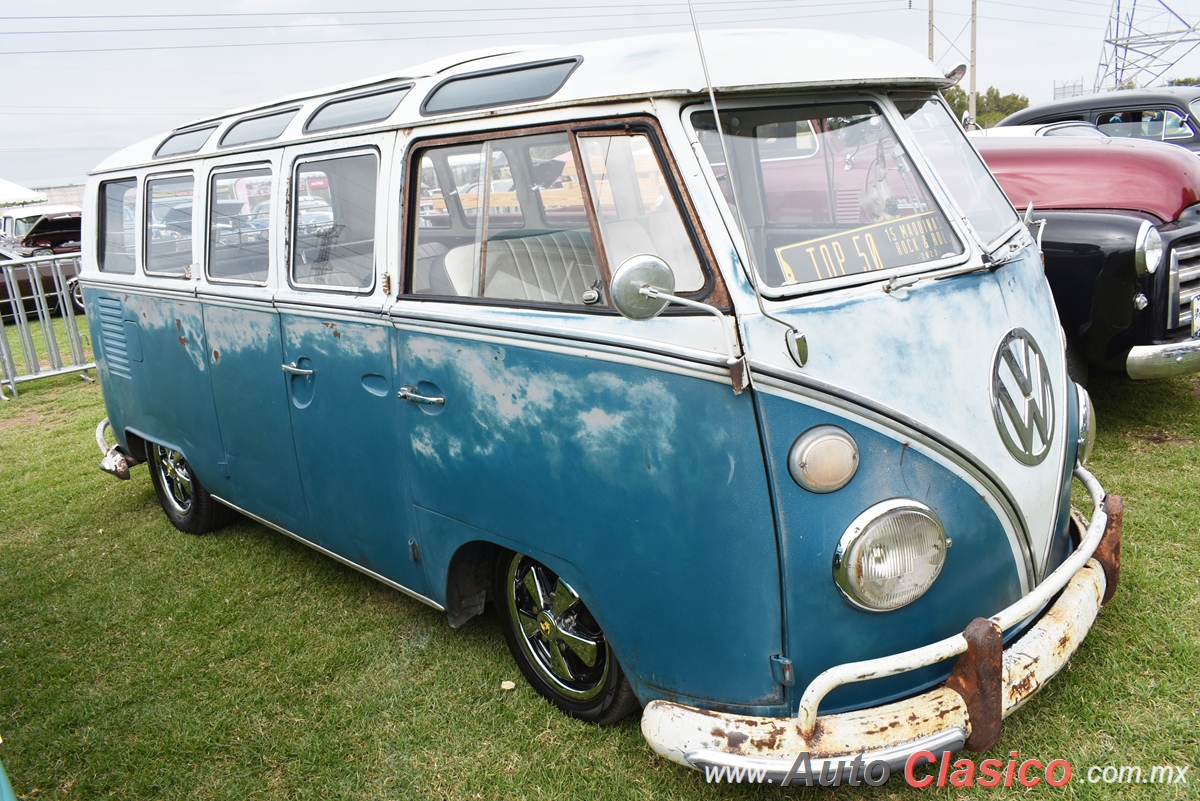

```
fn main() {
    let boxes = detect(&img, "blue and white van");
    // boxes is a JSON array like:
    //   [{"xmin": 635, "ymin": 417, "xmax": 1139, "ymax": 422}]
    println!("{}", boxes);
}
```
[{"xmin": 83, "ymin": 29, "xmax": 1121, "ymax": 781}]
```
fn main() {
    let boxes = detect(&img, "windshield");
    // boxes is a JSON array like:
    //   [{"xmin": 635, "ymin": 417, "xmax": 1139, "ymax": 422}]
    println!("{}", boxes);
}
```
[
  {"xmin": 694, "ymin": 101, "xmax": 963, "ymax": 290},
  {"xmin": 14, "ymin": 215, "xmax": 42, "ymax": 238},
  {"xmin": 895, "ymin": 94, "xmax": 1020, "ymax": 248}
]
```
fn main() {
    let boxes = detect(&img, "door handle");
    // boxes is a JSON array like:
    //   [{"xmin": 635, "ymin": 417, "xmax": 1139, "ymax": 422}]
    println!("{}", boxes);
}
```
[
  {"xmin": 398, "ymin": 384, "xmax": 445, "ymax": 405},
  {"xmin": 282, "ymin": 362, "xmax": 314, "ymax": 376}
]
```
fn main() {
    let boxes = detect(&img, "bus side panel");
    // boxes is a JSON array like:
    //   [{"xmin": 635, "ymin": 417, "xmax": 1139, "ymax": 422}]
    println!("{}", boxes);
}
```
[
  {"xmin": 397, "ymin": 330, "xmax": 785, "ymax": 709},
  {"xmin": 87, "ymin": 288, "xmax": 227, "ymax": 494}
]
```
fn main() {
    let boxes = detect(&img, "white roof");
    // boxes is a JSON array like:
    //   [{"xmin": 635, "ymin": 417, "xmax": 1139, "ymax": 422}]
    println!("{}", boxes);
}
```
[
  {"xmin": 0, "ymin": 203, "xmax": 82, "ymax": 219},
  {"xmin": 0, "ymin": 178, "xmax": 47, "ymax": 208},
  {"xmin": 93, "ymin": 29, "xmax": 948, "ymax": 175}
]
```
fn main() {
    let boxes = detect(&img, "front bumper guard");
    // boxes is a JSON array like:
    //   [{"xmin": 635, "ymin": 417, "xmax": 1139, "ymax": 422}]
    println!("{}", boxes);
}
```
[
  {"xmin": 641, "ymin": 465, "xmax": 1122, "ymax": 782},
  {"xmin": 1126, "ymin": 336, "xmax": 1200, "ymax": 379}
]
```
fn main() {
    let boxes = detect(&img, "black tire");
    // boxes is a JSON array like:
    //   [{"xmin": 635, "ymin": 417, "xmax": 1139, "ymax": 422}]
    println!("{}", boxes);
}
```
[
  {"xmin": 147, "ymin": 442, "xmax": 231, "ymax": 534},
  {"xmin": 493, "ymin": 549, "xmax": 639, "ymax": 725}
]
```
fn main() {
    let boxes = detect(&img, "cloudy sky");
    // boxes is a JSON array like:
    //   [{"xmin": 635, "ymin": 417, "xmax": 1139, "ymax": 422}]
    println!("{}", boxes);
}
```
[{"xmin": 4, "ymin": 0, "xmax": 1200, "ymax": 188}]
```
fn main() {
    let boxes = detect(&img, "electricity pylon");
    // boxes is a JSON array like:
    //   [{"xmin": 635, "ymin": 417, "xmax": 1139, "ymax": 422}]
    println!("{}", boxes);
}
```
[{"xmin": 1095, "ymin": 0, "xmax": 1200, "ymax": 91}]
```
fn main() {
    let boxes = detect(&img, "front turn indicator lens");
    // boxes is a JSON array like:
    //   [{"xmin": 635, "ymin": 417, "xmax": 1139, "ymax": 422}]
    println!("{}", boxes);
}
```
[
  {"xmin": 788, "ymin": 425, "xmax": 859, "ymax": 493},
  {"xmin": 833, "ymin": 499, "xmax": 949, "ymax": 611}
]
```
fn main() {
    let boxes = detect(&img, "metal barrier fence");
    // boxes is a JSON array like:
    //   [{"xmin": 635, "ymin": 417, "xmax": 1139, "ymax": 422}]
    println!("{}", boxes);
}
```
[{"xmin": 1, "ymin": 253, "xmax": 94, "ymax": 400}]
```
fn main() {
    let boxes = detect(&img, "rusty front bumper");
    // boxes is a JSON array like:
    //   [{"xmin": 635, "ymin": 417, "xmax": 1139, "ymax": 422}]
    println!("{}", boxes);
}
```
[{"xmin": 641, "ymin": 466, "xmax": 1122, "ymax": 781}]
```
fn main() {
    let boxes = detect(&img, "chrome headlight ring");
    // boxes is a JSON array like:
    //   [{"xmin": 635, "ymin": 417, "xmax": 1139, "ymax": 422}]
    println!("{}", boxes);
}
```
[
  {"xmin": 1135, "ymin": 221, "xmax": 1163, "ymax": 276},
  {"xmin": 1075, "ymin": 383, "xmax": 1096, "ymax": 466},
  {"xmin": 833, "ymin": 499, "xmax": 950, "ymax": 612}
]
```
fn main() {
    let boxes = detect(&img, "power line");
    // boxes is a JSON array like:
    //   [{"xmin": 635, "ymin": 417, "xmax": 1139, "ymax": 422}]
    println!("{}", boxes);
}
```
[
  {"xmin": 0, "ymin": 7, "xmax": 910, "ymax": 56},
  {"xmin": 0, "ymin": 1, "xmax": 895, "ymax": 22},
  {"xmin": 0, "ymin": 4, "xmax": 875, "ymax": 37}
]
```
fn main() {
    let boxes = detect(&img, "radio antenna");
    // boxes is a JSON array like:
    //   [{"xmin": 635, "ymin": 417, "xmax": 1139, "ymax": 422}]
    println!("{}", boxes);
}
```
[{"xmin": 685, "ymin": 4, "xmax": 809, "ymax": 368}]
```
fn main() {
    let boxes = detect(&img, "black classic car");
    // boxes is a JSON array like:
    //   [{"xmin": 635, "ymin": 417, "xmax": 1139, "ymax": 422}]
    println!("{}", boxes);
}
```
[
  {"xmin": 975, "ymin": 135, "xmax": 1200, "ymax": 380},
  {"xmin": 995, "ymin": 87, "xmax": 1200, "ymax": 152}
]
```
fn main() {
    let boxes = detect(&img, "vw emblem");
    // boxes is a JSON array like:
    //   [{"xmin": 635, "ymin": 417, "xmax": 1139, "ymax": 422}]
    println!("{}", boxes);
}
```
[{"xmin": 991, "ymin": 329, "xmax": 1054, "ymax": 465}]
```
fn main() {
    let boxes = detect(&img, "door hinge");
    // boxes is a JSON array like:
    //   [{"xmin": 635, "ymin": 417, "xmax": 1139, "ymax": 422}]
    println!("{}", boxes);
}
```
[
  {"xmin": 770, "ymin": 654, "xmax": 794, "ymax": 687},
  {"xmin": 409, "ymin": 539, "xmax": 421, "ymax": 562}
]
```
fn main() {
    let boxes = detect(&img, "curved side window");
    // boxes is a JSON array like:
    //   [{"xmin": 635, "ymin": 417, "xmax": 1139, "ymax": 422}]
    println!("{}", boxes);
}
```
[
  {"xmin": 421, "ymin": 59, "xmax": 580, "ymax": 116},
  {"xmin": 155, "ymin": 126, "xmax": 215, "ymax": 158},
  {"xmin": 208, "ymin": 167, "xmax": 272, "ymax": 283},
  {"xmin": 305, "ymin": 87, "xmax": 410, "ymax": 134},
  {"xmin": 145, "ymin": 175, "xmax": 194, "ymax": 277},
  {"xmin": 220, "ymin": 109, "xmax": 297, "ymax": 148},
  {"xmin": 290, "ymin": 152, "xmax": 378, "ymax": 291},
  {"xmin": 98, "ymin": 179, "xmax": 137, "ymax": 274}
]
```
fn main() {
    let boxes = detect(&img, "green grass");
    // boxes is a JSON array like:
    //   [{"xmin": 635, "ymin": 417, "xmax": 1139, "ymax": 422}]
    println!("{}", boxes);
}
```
[
  {"xmin": 1, "ymin": 370, "xmax": 1197, "ymax": 799},
  {"xmin": 2, "ymin": 312, "xmax": 93, "ymax": 385}
]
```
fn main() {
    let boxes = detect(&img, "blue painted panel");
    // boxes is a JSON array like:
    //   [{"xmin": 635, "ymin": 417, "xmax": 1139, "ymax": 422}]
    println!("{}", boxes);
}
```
[
  {"xmin": 282, "ymin": 314, "xmax": 427, "ymax": 595},
  {"xmin": 753, "ymin": 391, "xmax": 1026, "ymax": 714},
  {"xmin": 85, "ymin": 289, "xmax": 136, "ymax": 450},
  {"xmin": 205, "ymin": 304, "xmax": 312, "ymax": 536},
  {"xmin": 86, "ymin": 289, "xmax": 225, "ymax": 491},
  {"xmin": 397, "ymin": 332, "xmax": 783, "ymax": 707}
]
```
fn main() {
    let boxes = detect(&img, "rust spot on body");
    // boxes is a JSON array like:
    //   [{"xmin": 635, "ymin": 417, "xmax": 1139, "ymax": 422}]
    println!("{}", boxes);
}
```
[
  {"xmin": 175, "ymin": 319, "xmax": 182, "ymax": 331},
  {"xmin": 212, "ymin": 349, "xmax": 220, "ymax": 362},
  {"xmin": 724, "ymin": 731, "xmax": 749, "ymax": 751},
  {"xmin": 178, "ymin": 336, "xmax": 187, "ymax": 346}
]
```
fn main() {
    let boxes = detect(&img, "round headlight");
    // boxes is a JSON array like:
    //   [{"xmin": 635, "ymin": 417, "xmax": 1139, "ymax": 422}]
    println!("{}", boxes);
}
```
[
  {"xmin": 788, "ymin": 425, "xmax": 859, "ymax": 493},
  {"xmin": 1076, "ymin": 383, "xmax": 1096, "ymax": 466},
  {"xmin": 1135, "ymin": 222, "xmax": 1163, "ymax": 276},
  {"xmin": 833, "ymin": 500, "xmax": 949, "ymax": 611}
]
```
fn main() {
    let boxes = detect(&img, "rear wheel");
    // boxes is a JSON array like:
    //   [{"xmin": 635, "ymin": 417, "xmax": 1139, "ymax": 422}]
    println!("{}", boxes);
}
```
[
  {"xmin": 493, "ymin": 550, "xmax": 638, "ymax": 725},
  {"xmin": 147, "ymin": 443, "xmax": 229, "ymax": 534}
]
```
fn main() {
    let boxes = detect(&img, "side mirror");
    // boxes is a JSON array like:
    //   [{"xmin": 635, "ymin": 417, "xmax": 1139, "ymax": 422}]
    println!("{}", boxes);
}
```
[{"xmin": 610, "ymin": 254, "xmax": 676, "ymax": 320}]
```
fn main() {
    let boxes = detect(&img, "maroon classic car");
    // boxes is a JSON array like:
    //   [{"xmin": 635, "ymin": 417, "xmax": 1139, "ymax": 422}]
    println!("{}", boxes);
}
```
[{"xmin": 974, "ymin": 136, "xmax": 1200, "ymax": 380}]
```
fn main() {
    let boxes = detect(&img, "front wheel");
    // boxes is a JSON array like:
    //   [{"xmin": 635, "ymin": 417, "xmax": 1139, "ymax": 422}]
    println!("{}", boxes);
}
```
[
  {"xmin": 493, "ymin": 550, "xmax": 638, "ymax": 725},
  {"xmin": 147, "ymin": 443, "xmax": 230, "ymax": 534}
]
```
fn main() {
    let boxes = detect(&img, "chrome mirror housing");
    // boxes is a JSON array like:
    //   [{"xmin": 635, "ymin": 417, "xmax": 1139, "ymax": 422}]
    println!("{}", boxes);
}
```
[{"xmin": 610, "ymin": 254, "xmax": 676, "ymax": 320}]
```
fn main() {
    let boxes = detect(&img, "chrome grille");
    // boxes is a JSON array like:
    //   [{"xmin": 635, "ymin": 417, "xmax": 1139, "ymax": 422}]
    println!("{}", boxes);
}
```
[{"xmin": 1169, "ymin": 240, "xmax": 1200, "ymax": 334}]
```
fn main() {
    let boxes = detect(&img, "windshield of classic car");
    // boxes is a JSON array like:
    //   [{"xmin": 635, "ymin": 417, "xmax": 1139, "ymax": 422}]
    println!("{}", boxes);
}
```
[
  {"xmin": 894, "ymin": 94, "xmax": 1020, "ymax": 250},
  {"xmin": 694, "ymin": 102, "xmax": 963, "ymax": 289}
]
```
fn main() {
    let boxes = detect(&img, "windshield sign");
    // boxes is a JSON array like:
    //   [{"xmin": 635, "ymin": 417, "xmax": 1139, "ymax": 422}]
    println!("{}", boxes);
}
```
[{"xmin": 695, "ymin": 102, "xmax": 963, "ymax": 289}]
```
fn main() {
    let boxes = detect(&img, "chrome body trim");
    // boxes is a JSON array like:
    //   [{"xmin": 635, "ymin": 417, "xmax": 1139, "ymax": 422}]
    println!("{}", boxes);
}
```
[
  {"xmin": 1125, "ymin": 335, "xmax": 1200, "ymax": 379},
  {"xmin": 989, "ymin": 328, "xmax": 1055, "ymax": 467},
  {"xmin": 210, "ymin": 494, "xmax": 446, "ymax": 612}
]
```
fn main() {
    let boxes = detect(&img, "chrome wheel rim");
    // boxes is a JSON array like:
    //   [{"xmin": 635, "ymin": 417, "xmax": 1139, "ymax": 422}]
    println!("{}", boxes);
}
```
[
  {"xmin": 505, "ymin": 553, "xmax": 610, "ymax": 701},
  {"xmin": 153, "ymin": 444, "xmax": 194, "ymax": 516}
]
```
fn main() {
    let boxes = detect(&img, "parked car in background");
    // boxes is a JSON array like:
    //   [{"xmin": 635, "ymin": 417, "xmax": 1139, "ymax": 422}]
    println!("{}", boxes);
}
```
[
  {"xmin": 0, "ymin": 204, "xmax": 82, "ymax": 315},
  {"xmin": 975, "ymin": 135, "xmax": 1200, "ymax": 380},
  {"xmin": 0, "ymin": 204, "xmax": 82, "ymax": 257},
  {"xmin": 970, "ymin": 121, "xmax": 1106, "ymax": 138},
  {"xmin": 996, "ymin": 87, "xmax": 1200, "ymax": 151}
]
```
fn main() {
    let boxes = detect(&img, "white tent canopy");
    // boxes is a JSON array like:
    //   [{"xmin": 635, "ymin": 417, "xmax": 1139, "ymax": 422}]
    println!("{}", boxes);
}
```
[{"xmin": 0, "ymin": 178, "xmax": 47, "ymax": 208}]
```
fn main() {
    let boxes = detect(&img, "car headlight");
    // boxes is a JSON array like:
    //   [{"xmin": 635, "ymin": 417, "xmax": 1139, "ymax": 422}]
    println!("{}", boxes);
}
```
[
  {"xmin": 833, "ymin": 499, "xmax": 949, "ymax": 611},
  {"xmin": 1076, "ymin": 383, "xmax": 1096, "ymax": 465},
  {"xmin": 787, "ymin": 425, "xmax": 859, "ymax": 493},
  {"xmin": 1135, "ymin": 221, "xmax": 1163, "ymax": 276}
]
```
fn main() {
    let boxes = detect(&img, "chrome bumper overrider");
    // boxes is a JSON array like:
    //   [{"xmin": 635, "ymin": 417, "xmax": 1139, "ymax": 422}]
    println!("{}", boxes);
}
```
[
  {"xmin": 641, "ymin": 465, "xmax": 1121, "ymax": 782},
  {"xmin": 1126, "ymin": 337, "xmax": 1200, "ymax": 379}
]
